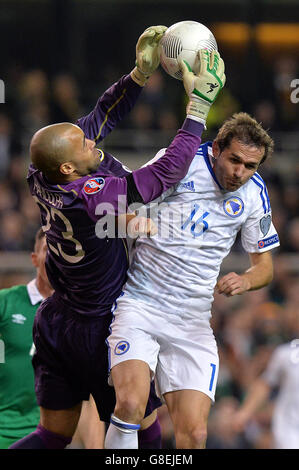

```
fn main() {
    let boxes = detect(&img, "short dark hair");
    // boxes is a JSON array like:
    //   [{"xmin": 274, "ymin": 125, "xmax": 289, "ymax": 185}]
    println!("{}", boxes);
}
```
[{"xmin": 215, "ymin": 112, "xmax": 274, "ymax": 164}]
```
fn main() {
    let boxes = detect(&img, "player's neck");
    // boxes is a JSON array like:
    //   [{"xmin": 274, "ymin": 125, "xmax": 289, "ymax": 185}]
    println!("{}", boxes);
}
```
[
  {"xmin": 47, "ymin": 174, "xmax": 79, "ymax": 185},
  {"xmin": 60, "ymin": 173, "xmax": 82, "ymax": 183},
  {"xmin": 45, "ymin": 170, "xmax": 82, "ymax": 185},
  {"xmin": 35, "ymin": 276, "xmax": 54, "ymax": 300}
]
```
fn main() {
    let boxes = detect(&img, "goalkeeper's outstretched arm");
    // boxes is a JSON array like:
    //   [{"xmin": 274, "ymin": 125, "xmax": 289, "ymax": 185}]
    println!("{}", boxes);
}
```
[{"xmin": 77, "ymin": 25, "xmax": 167, "ymax": 141}]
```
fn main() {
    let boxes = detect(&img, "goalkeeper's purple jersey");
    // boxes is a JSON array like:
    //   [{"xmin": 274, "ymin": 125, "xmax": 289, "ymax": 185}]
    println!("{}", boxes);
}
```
[{"xmin": 27, "ymin": 73, "xmax": 203, "ymax": 316}]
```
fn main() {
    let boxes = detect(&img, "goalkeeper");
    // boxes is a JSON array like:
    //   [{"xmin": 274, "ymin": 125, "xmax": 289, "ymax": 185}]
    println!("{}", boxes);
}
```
[{"xmin": 10, "ymin": 31, "xmax": 225, "ymax": 449}]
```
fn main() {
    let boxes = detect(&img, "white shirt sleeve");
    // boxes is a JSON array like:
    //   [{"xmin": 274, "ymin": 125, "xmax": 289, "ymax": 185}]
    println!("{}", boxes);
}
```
[
  {"xmin": 261, "ymin": 345, "xmax": 287, "ymax": 387},
  {"xmin": 241, "ymin": 175, "xmax": 280, "ymax": 253}
]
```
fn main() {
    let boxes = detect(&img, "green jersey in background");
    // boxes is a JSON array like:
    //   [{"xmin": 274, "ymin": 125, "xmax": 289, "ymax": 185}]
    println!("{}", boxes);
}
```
[{"xmin": 0, "ymin": 280, "xmax": 43, "ymax": 448}]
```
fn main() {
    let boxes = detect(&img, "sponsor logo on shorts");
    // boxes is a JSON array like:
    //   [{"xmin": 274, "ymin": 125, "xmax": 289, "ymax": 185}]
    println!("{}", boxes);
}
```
[
  {"xmin": 258, "ymin": 234, "xmax": 279, "ymax": 249},
  {"xmin": 223, "ymin": 197, "xmax": 244, "ymax": 218},
  {"xmin": 115, "ymin": 340, "xmax": 130, "ymax": 355},
  {"xmin": 83, "ymin": 177, "xmax": 105, "ymax": 195}
]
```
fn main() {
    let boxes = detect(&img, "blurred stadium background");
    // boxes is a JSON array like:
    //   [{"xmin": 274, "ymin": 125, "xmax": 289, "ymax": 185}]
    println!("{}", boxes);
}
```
[{"xmin": 0, "ymin": 0, "xmax": 298, "ymax": 449}]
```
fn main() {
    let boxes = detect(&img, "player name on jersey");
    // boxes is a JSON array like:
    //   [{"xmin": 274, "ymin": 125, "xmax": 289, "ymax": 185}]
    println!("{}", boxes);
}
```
[{"xmin": 33, "ymin": 178, "xmax": 64, "ymax": 209}]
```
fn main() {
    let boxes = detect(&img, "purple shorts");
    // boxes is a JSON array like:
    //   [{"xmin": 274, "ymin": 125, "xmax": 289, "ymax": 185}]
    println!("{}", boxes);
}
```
[{"xmin": 32, "ymin": 295, "xmax": 161, "ymax": 423}]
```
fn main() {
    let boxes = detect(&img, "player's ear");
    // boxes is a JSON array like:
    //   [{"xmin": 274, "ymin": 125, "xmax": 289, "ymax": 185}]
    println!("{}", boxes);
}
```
[
  {"xmin": 31, "ymin": 252, "xmax": 38, "ymax": 268},
  {"xmin": 60, "ymin": 161, "xmax": 75, "ymax": 175},
  {"xmin": 212, "ymin": 140, "xmax": 221, "ymax": 159}
]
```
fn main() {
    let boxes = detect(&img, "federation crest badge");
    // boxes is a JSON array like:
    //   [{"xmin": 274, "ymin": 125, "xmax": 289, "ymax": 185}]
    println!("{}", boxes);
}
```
[
  {"xmin": 83, "ymin": 177, "xmax": 105, "ymax": 195},
  {"xmin": 223, "ymin": 197, "xmax": 244, "ymax": 218},
  {"xmin": 260, "ymin": 215, "xmax": 271, "ymax": 237},
  {"xmin": 115, "ymin": 341, "xmax": 130, "ymax": 355}
]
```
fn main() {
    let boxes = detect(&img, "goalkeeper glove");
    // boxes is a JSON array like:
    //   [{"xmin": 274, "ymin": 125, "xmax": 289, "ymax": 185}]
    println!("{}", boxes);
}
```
[
  {"xmin": 131, "ymin": 25, "xmax": 167, "ymax": 86},
  {"xmin": 180, "ymin": 49, "xmax": 226, "ymax": 125}
]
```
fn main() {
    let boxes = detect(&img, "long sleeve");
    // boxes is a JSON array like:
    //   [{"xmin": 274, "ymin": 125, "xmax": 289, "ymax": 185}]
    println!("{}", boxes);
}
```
[
  {"xmin": 76, "ymin": 74, "xmax": 142, "ymax": 142},
  {"xmin": 132, "ymin": 119, "xmax": 204, "ymax": 204}
]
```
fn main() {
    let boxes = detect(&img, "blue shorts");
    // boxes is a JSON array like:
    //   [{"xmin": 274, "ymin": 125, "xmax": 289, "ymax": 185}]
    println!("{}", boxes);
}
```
[{"xmin": 32, "ymin": 295, "xmax": 161, "ymax": 423}]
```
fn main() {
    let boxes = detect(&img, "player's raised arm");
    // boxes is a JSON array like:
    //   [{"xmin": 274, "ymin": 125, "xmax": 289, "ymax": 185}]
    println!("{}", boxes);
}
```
[
  {"xmin": 130, "ymin": 49, "xmax": 226, "ymax": 204},
  {"xmin": 76, "ymin": 26, "xmax": 167, "ymax": 143},
  {"xmin": 83, "ymin": 50, "xmax": 226, "ymax": 220}
]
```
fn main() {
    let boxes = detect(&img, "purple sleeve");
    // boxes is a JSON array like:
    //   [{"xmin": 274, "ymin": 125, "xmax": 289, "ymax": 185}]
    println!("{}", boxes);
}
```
[
  {"xmin": 132, "ymin": 119, "xmax": 204, "ymax": 204},
  {"xmin": 76, "ymin": 74, "xmax": 142, "ymax": 143},
  {"xmin": 81, "ymin": 119, "xmax": 203, "ymax": 220},
  {"xmin": 100, "ymin": 152, "xmax": 131, "ymax": 178}
]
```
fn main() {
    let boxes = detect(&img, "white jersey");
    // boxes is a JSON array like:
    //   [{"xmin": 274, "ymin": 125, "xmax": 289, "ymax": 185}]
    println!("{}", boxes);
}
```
[
  {"xmin": 124, "ymin": 141, "xmax": 280, "ymax": 318},
  {"xmin": 262, "ymin": 342, "xmax": 299, "ymax": 449}
]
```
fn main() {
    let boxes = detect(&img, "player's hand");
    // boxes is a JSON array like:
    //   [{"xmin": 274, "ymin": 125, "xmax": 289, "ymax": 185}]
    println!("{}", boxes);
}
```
[
  {"xmin": 180, "ymin": 49, "xmax": 226, "ymax": 124},
  {"xmin": 216, "ymin": 272, "xmax": 250, "ymax": 297},
  {"xmin": 231, "ymin": 409, "xmax": 251, "ymax": 433},
  {"xmin": 131, "ymin": 25, "xmax": 167, "ymax": 86},
  {"xmin": 127, "ymin": 216, "xmax": 158, "ymax": 238}
]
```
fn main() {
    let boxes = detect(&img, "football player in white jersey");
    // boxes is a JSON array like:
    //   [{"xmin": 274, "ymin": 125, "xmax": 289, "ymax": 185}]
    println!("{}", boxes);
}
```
[
  {"xmin": 105, "ymin": 58, "xmax": 279, "ymax": 449},
  {"xmin": 232, "ymin": 338, "xmax": 299, "ymax": 449}
]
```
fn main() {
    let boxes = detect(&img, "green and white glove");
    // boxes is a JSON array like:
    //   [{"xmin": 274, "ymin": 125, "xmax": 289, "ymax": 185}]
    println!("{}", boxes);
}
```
[
  {"xmin": 131, "ymin": 25, "xmax": 167, "ymax": 86},
  {"xmin": 180, "ymin": 49, "xmax": 226, "ymax": 125}
]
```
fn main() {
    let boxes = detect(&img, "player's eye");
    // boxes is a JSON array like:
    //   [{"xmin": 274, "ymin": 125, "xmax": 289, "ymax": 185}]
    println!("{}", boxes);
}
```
[{"xmin": 246, "ymin": 164, "xmax": 257, "ymax": 170}]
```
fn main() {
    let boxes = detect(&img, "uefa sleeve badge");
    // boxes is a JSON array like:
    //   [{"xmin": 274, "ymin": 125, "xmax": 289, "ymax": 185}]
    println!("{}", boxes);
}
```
[{"xmin": 83, "ymin": 177, "xmax": 105, "ymax": 195}]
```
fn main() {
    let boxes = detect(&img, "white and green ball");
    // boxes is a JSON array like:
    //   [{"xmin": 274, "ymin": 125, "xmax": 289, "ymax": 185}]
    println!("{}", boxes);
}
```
[{"xmin": 160, "ymin": 20, "xmax": 218, "ymax": 80}]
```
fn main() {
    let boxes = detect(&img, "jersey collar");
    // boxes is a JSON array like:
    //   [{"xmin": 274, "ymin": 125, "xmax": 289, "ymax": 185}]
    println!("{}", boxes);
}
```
[
  {"xmin": 27, "ymin": 279, "xmax": 44, "ymax": 305},
  {"xmin": 201, "ymin": 142, "xmax": 223, "ymax": 190}
]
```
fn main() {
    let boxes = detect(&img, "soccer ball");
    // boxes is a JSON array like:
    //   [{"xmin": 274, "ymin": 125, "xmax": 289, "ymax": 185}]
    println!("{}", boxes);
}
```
[{"xmin": 159, "ymin": 20, "xmax": 218, "ymax": 80}]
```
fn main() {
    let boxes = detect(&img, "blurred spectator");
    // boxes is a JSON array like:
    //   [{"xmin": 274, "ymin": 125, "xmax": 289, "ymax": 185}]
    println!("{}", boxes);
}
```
[
  {"xmin": 269, "ymin": 254, "xmax": 295, "ymax": 304},
  {"xmin": 250, "ymin": 302, "xmax": 284, "ymax": 350},
  {"xmin": 17, "ymin": 69, "xmax": 50, "ymax": 150},
  {"xmin": 0, "ymin": 113, "xmax": 22, "ymax": 180},
  {"xmin": 207, "ymin": 397, "xmax": 251, "ymax": 449},
  {"xmin": 286, "ymin": 217, "xmax": 299, "ymax": 253},
  {"xmin": 281, "ymin": 277, "xmax": 299, "ymax": 339},
  {"xmin": 282, "ymin": 185, "xmax": 299, "ymax": 222},
  {"xmin": 272, "ymin": 56, "xmax": 299, "ymax": 131},
  {"xmin": 50, "ymin": 73, "xmax": 81, "ymax": 123},
  {"xmin": 129, "ymin": 103, "xmax": 155, "ymax": 152},
  {"xmin": 17, "ymin": 70, "xmax": 49, "ymax": 106},
  {"xmin": 0, "ymin": 182, "xmax": 18, "ymax": 212},
  {"xmin": 140, "ymin": 71, "xmax": 167, "ymax": 117},
  {"xmin": 0, "ymin": 211, "xmax": 25, "ymax": 251},
  {"xmin": 157, "ymin": 109, "xmax": 179, "ymax": 131},
  {"xmin": 271, "ymin": 207, "xmax": 288, "ymax": 251},
  {"xmin": 19, "ymin": 189, "xmax": 41, "ymax": 250},
  {"xmin": 206, "ymin": 88, "xmax": 240, "ymax": 133},
  {"xmin": 252, "ymin": 100, "xmax": 278, "ymax": 131}
]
